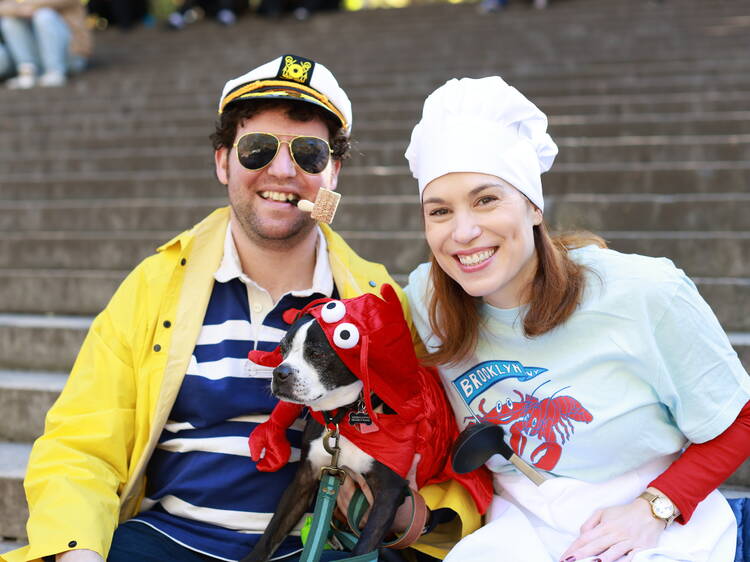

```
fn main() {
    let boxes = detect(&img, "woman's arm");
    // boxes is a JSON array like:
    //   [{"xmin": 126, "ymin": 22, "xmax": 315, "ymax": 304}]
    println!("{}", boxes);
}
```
[
  {"xmin": 650, "ymin": 399, "xmax": 750, "ymax": 523},
  {"xmin": 560, "ymin": 400, "xmax": 750, "ymax": 562}
]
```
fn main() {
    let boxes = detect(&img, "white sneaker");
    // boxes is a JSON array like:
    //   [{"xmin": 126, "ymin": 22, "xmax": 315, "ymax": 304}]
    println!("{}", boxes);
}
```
[
  {"xmin": 7, "ymin": 73, "xmax": 36, "ymax": 89},
  {"xmin": 7, "ymin": 63, "xmax": 37, "ymax": 89},
  {"xmin": 39, "ymin": 71, "xmax": 67, "ymax": 87}
]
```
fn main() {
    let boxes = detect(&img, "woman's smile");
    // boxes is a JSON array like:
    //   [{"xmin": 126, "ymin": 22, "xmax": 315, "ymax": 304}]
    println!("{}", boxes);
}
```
[{"xmin": 454, "ymin": 247, "xmax": 497, "ymax": 270}]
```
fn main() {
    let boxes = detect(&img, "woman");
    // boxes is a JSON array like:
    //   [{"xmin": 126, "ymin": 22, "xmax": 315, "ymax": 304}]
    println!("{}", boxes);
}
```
[{"xmin": 403, "ymin": 77, "xmax": 750, "ymax": 561}]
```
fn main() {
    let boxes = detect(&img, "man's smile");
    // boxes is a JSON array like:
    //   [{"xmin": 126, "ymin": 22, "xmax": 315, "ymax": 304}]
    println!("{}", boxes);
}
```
[{"xmin": 258, "ymin": 190, "xmax": 300, "ymax": 204}]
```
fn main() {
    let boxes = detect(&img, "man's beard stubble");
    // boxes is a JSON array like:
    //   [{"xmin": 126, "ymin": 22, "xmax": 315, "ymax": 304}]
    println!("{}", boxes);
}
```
[{"xmin": 226, "ymin": 164, "xmax": 317, "ymax": 251}]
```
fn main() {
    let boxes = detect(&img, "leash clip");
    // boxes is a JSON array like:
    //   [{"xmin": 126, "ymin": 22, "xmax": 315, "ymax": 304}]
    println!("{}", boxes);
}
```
[{"xmin": 321, "ymin": 424, "xmax": 346, "ymax": 481}]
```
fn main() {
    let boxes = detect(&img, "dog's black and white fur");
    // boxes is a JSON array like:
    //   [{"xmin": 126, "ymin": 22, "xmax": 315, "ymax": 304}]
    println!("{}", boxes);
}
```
[{"xmin": 241, "ymin": 315, "xmax": 409, "ymax": 562}]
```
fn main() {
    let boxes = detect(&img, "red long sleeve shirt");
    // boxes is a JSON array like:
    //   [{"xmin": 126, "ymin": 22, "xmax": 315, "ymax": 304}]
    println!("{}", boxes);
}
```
[{"xmin": 649, "ymin": 400, "xmax": 750, "ymax": 523}]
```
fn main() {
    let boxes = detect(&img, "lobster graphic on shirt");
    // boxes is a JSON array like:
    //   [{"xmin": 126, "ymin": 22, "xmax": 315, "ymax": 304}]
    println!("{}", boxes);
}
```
[{"xmin": 474, "ymin": 384, "xmax": 593, "ymax": 471}]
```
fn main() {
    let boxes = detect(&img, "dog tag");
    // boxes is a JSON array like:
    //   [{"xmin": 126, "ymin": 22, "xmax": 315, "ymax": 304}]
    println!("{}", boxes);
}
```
[
  {"xmin": 349, "ymin": 411, "xmax": 372, "ymax": 426},
  {"xmin": 349, "ymin": 408, "xmax": 379, "ymax": 434}
]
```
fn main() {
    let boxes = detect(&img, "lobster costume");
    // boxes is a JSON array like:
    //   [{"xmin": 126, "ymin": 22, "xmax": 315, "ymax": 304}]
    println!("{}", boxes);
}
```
[{"xmin": 248, "ymin": 284, "xmax": 492, "ymax": 514}]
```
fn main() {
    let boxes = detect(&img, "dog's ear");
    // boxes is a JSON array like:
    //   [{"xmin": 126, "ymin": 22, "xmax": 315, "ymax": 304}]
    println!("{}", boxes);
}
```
[{"xmin": 380, "ymin": 283, "xmax": 399, "ymax": 304}]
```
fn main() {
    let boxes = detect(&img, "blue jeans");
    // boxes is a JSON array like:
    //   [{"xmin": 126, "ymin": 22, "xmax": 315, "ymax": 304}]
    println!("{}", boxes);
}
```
[
  {"xmin": 1, "ymin": 8, "xmax": 85, "ymax": 75},
  {"xmin": 0, "ymin": 42, "xmax": 12, "ymax": 76}
]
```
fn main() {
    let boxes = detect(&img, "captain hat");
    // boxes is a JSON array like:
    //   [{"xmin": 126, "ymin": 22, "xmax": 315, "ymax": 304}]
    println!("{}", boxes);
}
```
[
  {"xmin": 218, "ymin": 54, "xmax": 353, "ymax": 134},
  {"xmin": 405, "ymin": 76, "xmax": 557, "ymax": 212}
]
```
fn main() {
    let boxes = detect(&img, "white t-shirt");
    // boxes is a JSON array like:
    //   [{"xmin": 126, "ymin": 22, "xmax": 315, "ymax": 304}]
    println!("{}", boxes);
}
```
[{"xmin": 405, "ymin": 245, "xmax": 750, "ymax": 482}]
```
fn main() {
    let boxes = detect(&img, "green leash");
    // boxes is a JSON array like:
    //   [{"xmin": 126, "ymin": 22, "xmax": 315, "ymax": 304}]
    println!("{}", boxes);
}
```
[{"xmin": 300, "ymin": 425, "xmax": 378, "ymax": 562}]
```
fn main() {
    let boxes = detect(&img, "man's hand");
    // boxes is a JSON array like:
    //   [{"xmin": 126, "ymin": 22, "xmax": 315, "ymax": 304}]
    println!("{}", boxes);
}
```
[
  {"xmin": 558, "ymin": 497, "xmax": 665, "ymax": 562},
  {"xmin": 56, "ymin": 549, "xmax": 105, "ymax": 561}
]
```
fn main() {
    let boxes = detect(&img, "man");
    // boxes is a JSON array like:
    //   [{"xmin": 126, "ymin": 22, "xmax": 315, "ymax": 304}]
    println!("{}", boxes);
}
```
[{"xmin": 3, "ymin": 54, "xmax": 480, "ymax": 562}]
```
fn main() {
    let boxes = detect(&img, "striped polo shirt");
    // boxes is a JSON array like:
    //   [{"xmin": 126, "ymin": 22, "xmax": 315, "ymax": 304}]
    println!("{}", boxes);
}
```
[{"xmin": 133, "ymin": 224, "xmax": 335, "ymax": 561}]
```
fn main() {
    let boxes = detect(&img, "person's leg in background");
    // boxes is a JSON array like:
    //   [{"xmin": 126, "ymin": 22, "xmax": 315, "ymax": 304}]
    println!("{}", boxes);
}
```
[
  {"xmin": 1, "ymin": 15, "xmax": 41, "ymax": 88},
  {"xmin": 31, "ymin": 7, "xmax": 71, "ymax": 86},
  {"xmin": 0, "ymin": 41, "xmax": 14, "ymax": 78}
]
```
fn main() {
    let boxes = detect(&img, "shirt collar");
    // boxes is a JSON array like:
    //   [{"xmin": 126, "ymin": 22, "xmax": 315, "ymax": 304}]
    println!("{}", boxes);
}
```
[{"xmin": 214, "ymin": 223, "xmax": 333, "ymax": 298}]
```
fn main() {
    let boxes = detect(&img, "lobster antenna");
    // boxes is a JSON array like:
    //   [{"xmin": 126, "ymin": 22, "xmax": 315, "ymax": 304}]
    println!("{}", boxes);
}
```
[
  {"xmin": 549, "ymin": 385, "xmax": 572, "ymax": 399},
  {"xmin": 530, "ymin": 379, "xmax": 552, "ymax": 397}
]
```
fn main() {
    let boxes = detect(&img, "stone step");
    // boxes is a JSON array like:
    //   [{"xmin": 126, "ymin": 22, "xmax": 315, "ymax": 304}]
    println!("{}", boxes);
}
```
[
  {"xmin": 0, "ymin": 230, "xmax": 748, "ymax": 276},
  {"xmin": 354, "ymin": 137, "xmax": 750, "ymax": 167},
  {"xmin": 0, "ymin": 371, "xmax": 67, "ymax": 442},
  {"xmin": 0, "ymin": 541, "xmax": 24, "ymax": 556},
  {"xmin": 3, "ymin": 134, "xmax": 750, "ymax": 170},
  {"xmin": 2, "ymin": 303, "xmax": 748, "ymax": 373},
  {"xmin": 3, "ymin": 76, "xmax": 750, "ymax": 121},
  {"xmin": 1, "ymin": 163, "xmax": 749, "ymax": 201},
  {"xmin": 3, "ymin": 89, "xmax": 750, "ymax": 128},
  {"xmin": 6, "ymin": 116, "xmax": 750, "ymax": 156},
  {"xmin": 5, "ymin": 110, "xmax": 750, "ymax": 140},
  {"xmin": 0, "ymin": 315, "xmax": 90, "ymax": 372},
  {"xmin": 2, "ymin": 266, "xmax": 747, "ymax": 332},
  {"xmin": 0, "ymin": 269, "xmax": 124, "ymax": 316},
  {"xmin": 0, "ymin": 193, "xmax": 748, "ymax": 233},
  {"xmin": 0, "ymin": 442, "xmax": 31, "ymax": 540}
]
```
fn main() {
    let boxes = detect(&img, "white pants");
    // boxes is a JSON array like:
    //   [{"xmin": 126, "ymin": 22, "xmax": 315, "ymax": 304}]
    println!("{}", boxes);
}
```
[{"xmin": 445, "ymin": 456, "xmax": 736, "ymax": 562}]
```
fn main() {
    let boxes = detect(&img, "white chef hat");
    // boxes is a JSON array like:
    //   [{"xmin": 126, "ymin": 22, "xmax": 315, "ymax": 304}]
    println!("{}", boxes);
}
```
[{"xmin": 405, "ymin": 76, "xmax": 557, "ymax": 212}]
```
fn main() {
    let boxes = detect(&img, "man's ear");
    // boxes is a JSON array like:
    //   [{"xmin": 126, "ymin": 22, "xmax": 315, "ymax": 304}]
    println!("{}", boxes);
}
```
[
  {"xmin": 326, "ymin": 158, "xmax": 342, "ymax": 191},
  {"xmin": 215, "ymin": 147, "xmax": 229, "ymax": 185}
]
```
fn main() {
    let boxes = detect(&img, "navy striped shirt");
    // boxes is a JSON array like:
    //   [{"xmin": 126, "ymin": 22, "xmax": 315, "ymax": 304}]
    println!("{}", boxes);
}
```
[{"xmin": 133, "ymin": 226, "xmax": 335, "ymax": 561}]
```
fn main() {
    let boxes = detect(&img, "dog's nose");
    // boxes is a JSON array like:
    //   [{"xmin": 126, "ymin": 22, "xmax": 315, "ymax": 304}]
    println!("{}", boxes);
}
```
[{"xmin": 273, "ymin": 363, "xmax": 295, "ymax": 381}]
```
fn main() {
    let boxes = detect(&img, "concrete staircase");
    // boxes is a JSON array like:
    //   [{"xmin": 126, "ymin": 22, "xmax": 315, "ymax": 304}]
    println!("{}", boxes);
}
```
[{"xmin": 1, "ymin": 0, "xmax": 749, "ymax": 547}]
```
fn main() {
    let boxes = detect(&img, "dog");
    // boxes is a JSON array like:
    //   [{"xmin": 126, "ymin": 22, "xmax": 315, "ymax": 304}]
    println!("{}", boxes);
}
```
[{"xmin": 241, "ymin": 285, "xmax": 492, "ymax": 561}]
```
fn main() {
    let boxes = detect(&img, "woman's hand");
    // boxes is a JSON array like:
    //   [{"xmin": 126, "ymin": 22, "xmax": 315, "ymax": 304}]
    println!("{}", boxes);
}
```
[{"xmin": 558, "ymin": 496, "xmax": 665, "ymax": 562}]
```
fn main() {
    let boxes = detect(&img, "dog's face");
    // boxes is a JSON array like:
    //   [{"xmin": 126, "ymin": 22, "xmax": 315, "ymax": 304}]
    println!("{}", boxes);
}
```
[{"xmin": 272, "ymin": 316, "xmax": 363, "ymax": 411}]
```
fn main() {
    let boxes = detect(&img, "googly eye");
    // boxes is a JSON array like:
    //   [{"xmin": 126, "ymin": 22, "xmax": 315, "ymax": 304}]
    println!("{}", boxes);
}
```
[
  {"xmin": 333, "ymin": 323, "xmax": 359, "ymax": 349},
  {"xmin": 321, "ymin": 301, "xmax": 346, "ymax": 324}
]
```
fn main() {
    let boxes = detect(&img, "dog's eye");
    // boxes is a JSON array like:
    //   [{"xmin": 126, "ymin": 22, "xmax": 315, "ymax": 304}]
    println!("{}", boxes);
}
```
[
  {"xmin": 333, "ymin": 323, "xmax": 359, "ymax": 349},
  {"xmin": 321, "ymin": 300, "xmax": 346, "ymax": 323}
]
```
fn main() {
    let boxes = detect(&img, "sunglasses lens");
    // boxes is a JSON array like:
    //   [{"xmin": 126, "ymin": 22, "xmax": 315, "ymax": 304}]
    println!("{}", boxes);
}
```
[
  {"xmin": 291, "ymin": 137, "xmax": 330, "ymax": 174},
  {"xmin": 236, "ymin": 133, "xmax": 278, "ymax": 170}
]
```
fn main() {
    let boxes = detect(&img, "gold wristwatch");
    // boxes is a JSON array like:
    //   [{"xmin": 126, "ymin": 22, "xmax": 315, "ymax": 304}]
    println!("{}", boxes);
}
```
[{"xmin": 638, "ymin": 491, "xmax": 678, "ymax": 526}]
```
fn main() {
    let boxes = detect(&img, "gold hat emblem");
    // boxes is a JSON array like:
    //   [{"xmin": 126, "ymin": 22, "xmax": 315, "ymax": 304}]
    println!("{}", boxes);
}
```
[{"xmin": 281, "ymin": 56, "xmax": 312, "ymax": 84}]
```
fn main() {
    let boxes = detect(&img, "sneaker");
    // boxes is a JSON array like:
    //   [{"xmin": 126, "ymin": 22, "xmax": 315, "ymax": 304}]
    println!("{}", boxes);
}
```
[
  {"xmin": 7, "ymin": 73, "xmax": 36, "ymax": 89},
  {"xmin": 7, "ymin": 63, "xmax": 37, "ymax": 89},
  {"xmin": 216, "ymin": 9, "xmax": 236, "ymax": 25},
  {"xmin": 38, "ymin": 71, "xmax": 67, "ymax": 87}
]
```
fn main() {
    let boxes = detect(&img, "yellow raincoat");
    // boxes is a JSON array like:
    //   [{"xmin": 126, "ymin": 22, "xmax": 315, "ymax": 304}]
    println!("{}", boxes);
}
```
[{"xmin": 3, "ymin": 207, "xmax": 480, "ymax": 562}]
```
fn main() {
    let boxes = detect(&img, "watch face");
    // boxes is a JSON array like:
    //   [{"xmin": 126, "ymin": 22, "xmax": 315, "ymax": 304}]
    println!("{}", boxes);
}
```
[{"xmin": 652, "ymin": 496, "xmax": 675, "ymax": 519}]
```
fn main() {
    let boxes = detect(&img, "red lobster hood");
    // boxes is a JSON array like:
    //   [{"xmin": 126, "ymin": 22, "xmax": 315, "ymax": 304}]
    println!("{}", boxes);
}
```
[{"xmin": 249, "ymin": 284, "xmax": 492, "ymax": 513}]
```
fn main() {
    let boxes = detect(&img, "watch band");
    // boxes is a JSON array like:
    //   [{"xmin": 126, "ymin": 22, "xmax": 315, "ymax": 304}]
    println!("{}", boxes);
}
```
[{"xmin": 639, "ymin": 491, "xmax": 678, "ymax": 526}]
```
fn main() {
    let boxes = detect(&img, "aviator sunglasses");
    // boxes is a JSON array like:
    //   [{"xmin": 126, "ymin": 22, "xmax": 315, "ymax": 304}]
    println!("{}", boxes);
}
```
[{"xmin": 233, "ymin": 132, "xmax": 332, "ymax": 175}]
